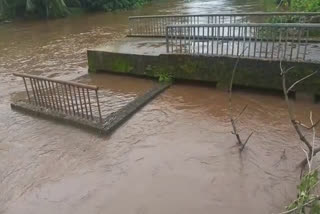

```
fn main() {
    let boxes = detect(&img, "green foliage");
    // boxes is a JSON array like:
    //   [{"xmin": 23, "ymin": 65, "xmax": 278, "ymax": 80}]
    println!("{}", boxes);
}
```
[
  {"xmin": 82, "ymin": 0, "xmax": 148, "ymax": 11},
  {"xmin": 291, "ymin": 0, "xmax": 320, "ymax": 12},
  {"xmin": 158, "ymin": 72, "xmax": 172, "ymax": 83},
  {"xmin": 286, "ymin": 170, "xmax": 320, "ymax": 213},
  {"xmin": 276, "ymin": 0, "xmax": 320, "ymax": 12},
  {"xmin": 0, "ymin": 0, "xmax": 150, "ymax": 21},
  {"xmin": 64, "ymin": 0, "xmax": 82, "ymax": 7},
  {"xmin": 0, "ymin": 0, "xmax": 9, "ymax": 20}
]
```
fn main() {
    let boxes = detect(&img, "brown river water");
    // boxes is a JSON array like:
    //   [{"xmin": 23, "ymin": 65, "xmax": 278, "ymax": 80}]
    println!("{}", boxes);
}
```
[{"xmin": 1, "ymin": 0, "xmax": 320, "ymax": 213}]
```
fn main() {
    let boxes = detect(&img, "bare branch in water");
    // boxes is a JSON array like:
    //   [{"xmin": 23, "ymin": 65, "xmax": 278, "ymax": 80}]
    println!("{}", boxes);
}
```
[{"xmin": 228, "ymin": 47, "xmax": 253, "ymax": 151}]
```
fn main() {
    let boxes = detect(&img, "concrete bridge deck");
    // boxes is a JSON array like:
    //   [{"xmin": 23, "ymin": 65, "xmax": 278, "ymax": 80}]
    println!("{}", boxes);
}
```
[
  {"xmin": 88, "ymin": 13, "xmax": 320, "ymax": 99},
  {"xmin": 95, "ymin": 37, "xmax": 320, "ymax": 62}
]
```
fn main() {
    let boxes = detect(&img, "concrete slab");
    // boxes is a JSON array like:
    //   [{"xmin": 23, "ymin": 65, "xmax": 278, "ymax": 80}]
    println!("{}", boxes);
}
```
[
  {"xmin": 11, "ymin": 78, "xmax": 171, "ymax": 135},
  {"xmin": 92, "ymin": 36, "xmax": 320, "ymax": 62},
  {"xmin": 93, "ymin": 37, "xmax": 167, "ymax": 56}
]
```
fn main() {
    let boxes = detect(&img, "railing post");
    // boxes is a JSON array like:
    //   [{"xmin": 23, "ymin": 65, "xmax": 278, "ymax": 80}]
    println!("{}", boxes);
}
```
[
  {"xmin": 166, "ymin": 26, "xmax": 169, "ymax": 53},
  {"xmin": 95, "ymin": 89, "xmax": 102, "ymax": 124},
  {"xmin": 22, "ymin": 77, "xmax": 31, "ymax": 103}
]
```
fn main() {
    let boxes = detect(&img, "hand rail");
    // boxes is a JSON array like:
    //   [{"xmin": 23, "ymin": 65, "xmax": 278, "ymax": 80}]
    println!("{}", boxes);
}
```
[
  {"xmin": 14, "ymin": 73, "xmax": 103, "ymax": 123},
  {"xmin": 128, "ymin": 12, "xmax": 320, "ymax": 37},
  {"xmin": 129, "ymin": 12, "xmax": 320, "ymax": 19},
  {"xmin": 165, "ymin": 23, "xmax": 320, "ymax": 62}
]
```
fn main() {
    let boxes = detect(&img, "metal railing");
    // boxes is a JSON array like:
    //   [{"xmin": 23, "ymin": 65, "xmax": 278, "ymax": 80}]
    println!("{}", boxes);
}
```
[
  {"xmin": 166, "ymin": 23, "xmax": 320, "ymax": 61},
  {"xmin": 128, "ymin": 12, "xmax": 320, "ymax": 36},
  {"xmin": 13, "ymin": 73, "xmax": 103, "ymax": 123}
]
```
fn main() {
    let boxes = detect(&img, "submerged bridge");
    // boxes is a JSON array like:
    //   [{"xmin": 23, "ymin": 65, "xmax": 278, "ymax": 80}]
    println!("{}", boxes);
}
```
[
  {"xmin": 88, "ymin": 12, "xmax": 320, "ymax": 98},
  {"xmin": 88, "ymin": 12, "xmax": 320, "ymax": 96},
  {"xmin": 127, "ymin": 12, "xmax": 320, "ymax": 62},
  {"xmin": 11, "ymin": 13, "xmax": 320, "ymax": 133}
]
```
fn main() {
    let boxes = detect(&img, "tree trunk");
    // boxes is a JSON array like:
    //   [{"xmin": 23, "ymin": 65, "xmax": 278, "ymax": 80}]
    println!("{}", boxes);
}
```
[{"xmin": 0, "ymin": 0, "xmax": 9, "ymax": 20}]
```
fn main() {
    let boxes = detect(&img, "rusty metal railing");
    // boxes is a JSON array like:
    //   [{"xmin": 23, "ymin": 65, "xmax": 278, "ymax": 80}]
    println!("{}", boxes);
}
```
[
  {"xmin": 129, "ymin": 12, "xmax": 320, "ymax": 37},
  {"xmin": 13, "ymin": 73, "xmax": 103, "ymax": 123}
]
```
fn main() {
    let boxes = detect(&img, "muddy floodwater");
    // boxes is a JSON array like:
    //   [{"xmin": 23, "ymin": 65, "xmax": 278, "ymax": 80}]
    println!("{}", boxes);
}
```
[{"xmin": 1, "ymin": 0, "xmax": 320, "ymax": 213}]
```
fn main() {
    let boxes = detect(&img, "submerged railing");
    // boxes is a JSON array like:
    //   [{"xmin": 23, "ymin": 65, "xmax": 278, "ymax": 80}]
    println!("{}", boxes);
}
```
[
  {"xmin": 13, "ymin": 73, "xmax": 103, "ymax": 123},
  {"xmin": 128, "ymin": 12, "xmax": 320, "ymax": 36},
  {"xmin": 166, "ymin": 23, "xmax": 320, "ymax": 61}
]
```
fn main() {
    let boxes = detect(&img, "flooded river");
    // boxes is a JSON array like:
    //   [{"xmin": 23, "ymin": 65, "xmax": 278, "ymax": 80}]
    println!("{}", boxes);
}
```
[{"xmin": 1, "ymin": 0, "xmax": 320, "ymax": 213}]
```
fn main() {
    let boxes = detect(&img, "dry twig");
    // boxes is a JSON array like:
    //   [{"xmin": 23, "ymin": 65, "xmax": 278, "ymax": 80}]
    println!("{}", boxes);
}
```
[
  {"xmin": 228, "ymin": 47, "xmax": 254, "ymax": 151},
  {"xmin": 280, "ymin": 62, "xmax": 320, "ymax": 169}
]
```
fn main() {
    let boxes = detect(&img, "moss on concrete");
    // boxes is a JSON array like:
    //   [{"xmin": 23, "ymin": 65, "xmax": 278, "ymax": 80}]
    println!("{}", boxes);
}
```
[
  {"xmin": 87, "ymin": 50, "xmax": 320, "ymax": 95},
  {"xmin": 111, "ymin": 58, "xmax": 134, "ymax": 73}
]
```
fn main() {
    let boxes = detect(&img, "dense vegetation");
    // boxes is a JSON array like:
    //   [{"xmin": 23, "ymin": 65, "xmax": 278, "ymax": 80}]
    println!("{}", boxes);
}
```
[
  {"xmin": 0, "ymin": 0, "xmax": 148, "ymax": 21},
  {"xmin": 277, "ymin": 0, "xmax": 320, "ymax": 12}
]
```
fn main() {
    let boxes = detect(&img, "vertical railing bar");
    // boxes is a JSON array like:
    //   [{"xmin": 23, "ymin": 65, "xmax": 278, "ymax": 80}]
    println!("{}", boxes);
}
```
[
  {"xmin": 68, "ymin": 85, "xmax": 76, "ymax": 116},
  {"xmin": 82, "ymin": 88, "xmax": 89, "ymax": 119},
  {"xmin": 227, "ymin": 26, "xmax": 230, "ymax": 56},
  {"xmin": 29, "ymin": 78, "xmax": 39, "ymax": 106},
  {"xmin": 259, "ymin": 27, "xmax": 263, "ymax": 58},
  {"xmin": 22, "ymin": 77, "xmax": 31, "ymax": 103},
  {"xmin": 211, "ymin": 26, "xmax": 214, "ymax": 55},
  {"xmin": 242, "ymin": 26, "xmax": 246, "ymax": 56},
  {"xmin": 43, "ymin": 80, "xmax": 53, "ymax": 110},
  {"xmin": 289, "ymin": 28, "xmax": 295, "ymax": 61},
  {"xmin": 56, "ymin": 83, "xmax": 63, "ymax": 112},
  {"xmin": 59, "ymin": 84, "xmax": 68, "ymax": 114},
  {"xmin": 39, "ymin": 80, "xmax": 48, "ymax": 108},
  {"xmin": 49, "ymin": 81, "xmax": 59, "ymax": 112},
  {"xmin": 77, "ymin": 87, "xmax": 84, "ymax": 118},
  {"xmin": 166, "ymin": 27, "xmax": 169, "ymax": 53},
  {"xmin": 188, "ymin": 26, "xmax": 191, "ymax": 54},
  {"xmin": 171, "ymin": 28, "xmax": 174, "ymax": 53},
  {"xmin": 221, "ymin": 26, "xmax": 224, "ymax": 55},
  {"xmin": 179, "ymin": 27, "xmax": 182, "ymax": 53},
  {"xmin": 237, "ymin": 27, "xmax": 240, "ymax": 56},
  {"xmin": 48, "ymin": 81, "xmax": 57, "ymax": 111},
  {"xmin": 95, "ymin": 89, "xmax": 102, "ymax": 124},
  {"xmin": 175, "ymin": 27, "xmax": 178, "ymax": 53},
  {"xmin": 254, "ymin": 27, "xmax": 257, "ymax": 57},
  {"xmin": 72, "ymin": 86, "xmax": 80, "ymax": 116},
  {"xmin": 192, "ymin": 25, "xmax": 195, "ymax": 55},
  {"xmin": 296, "ymin": 28, "xmax": 302, "ymax": 60},
  {"xmin": 45, "ymin": 80, "xmax": 55, "ymax": 110},
  {"xmin": 278, "ymin": 29, "xmax": 282, "ymax": 59},
  {"xmin": 271, "ymin": 29, "xmax": 275, "ymax": 59},
  {"xmin": 265, "ymin": 27, "xmax": 269, "ymax": 58},
  {"xmin": 284, "ymin": 28, "xmax": 288, "ymax": 59},
  {"xmin": 202, "ymin": 26, "xmax": 205, "ymax": 55},
  {"xmin": 36, "ymin": 79, "xmax": 45, "ymax": 107},
  {"xmin": 87, "ymin": 89, "xmax": 94, "ymax": 120},
  {"xmin": 232, "ymin": 26, "xmax": 235, "ymax": 55},
  {"xmin": 248, "ymin": 26, "xmax": 252, "ymax": 57},
  {"xmin": 197, "ymin": 26, "xmax": 200, "ymax": 55},
  {"xmin": 303, "ymin": 29, "xmax": 309, "ymax": 61},
  {"xmin": 207, "ymin": 26, "xmax": 210, "ymax": 55},
  {"xmin": 64, "ymin": 84, "xmax": 71, "ymax": 115},
  {"xmin": 217, "ymin": 26, "xmax": 220, "ymax": 55}
]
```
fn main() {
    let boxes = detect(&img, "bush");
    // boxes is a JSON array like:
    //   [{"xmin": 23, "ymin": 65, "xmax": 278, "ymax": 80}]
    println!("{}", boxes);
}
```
[
  {"xmin": 65, "ymin": 0, "xmax": 82, "ymax": 7},
  {"xmin": 0, "ymin": 0, "xmax": 150, "ymax": 20},
  {"xmin": 291, "ymin": 0, "xmax": 320, "ymax": 12},
  {"xmin": 82, "ymin": 0, "xmax": 148, "ymax": 11}
]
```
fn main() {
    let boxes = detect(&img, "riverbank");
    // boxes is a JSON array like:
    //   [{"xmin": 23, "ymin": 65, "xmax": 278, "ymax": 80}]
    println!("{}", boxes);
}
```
[
  {"xmin": 1, "ymin": 0, "xmax": 319, "ymax": 213},
  {"xmin": 0, "ymin": 0, "xmax": 150, "ymax": 22}
]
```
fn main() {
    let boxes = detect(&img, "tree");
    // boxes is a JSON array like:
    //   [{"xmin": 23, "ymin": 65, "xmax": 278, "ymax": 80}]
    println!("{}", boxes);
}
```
[{"xmin": 0, "ymin": 0, "xmax": 9, "ymax": 21}]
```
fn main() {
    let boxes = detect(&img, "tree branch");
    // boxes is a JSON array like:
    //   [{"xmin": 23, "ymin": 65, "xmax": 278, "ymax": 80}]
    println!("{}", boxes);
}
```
[
  {"xmin": 278, "ymin": 196, "xmax": 320, "ymax": 214},
  {"xmin": 287, "ymin": 70, "xmax": 318, "ymax": 94},
  {"xmin": 240, "ymin": 132, "xmax": 254, "ymax": 152}
]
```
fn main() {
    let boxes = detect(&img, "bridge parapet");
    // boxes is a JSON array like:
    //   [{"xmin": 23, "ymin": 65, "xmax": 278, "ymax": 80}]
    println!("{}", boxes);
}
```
[
  {"xmin": 166, "ymin": 23, "xmax": 320, "ymax": 62},
  {"xmin": 129, "ymin": 12, "xmax": 320, "ymax": 37}
]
